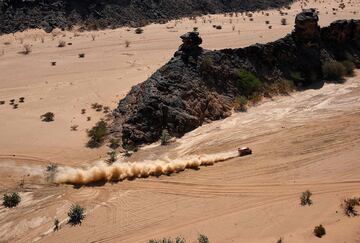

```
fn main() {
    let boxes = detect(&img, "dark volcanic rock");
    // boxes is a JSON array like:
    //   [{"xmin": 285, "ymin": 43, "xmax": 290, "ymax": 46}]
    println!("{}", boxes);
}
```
[
  {"xmin": 0, "ymin": 0, "xmax": 293, "ymax": 34},
  {"xmin": 112, "ymin": 10, "xmax": 360, "ymax": 147}
]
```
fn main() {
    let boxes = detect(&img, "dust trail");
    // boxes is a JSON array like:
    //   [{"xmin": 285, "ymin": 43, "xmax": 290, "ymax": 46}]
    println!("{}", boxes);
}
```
[{"xmin": 54, "ymin": 151, "xmax": 238, "ymax": 185}]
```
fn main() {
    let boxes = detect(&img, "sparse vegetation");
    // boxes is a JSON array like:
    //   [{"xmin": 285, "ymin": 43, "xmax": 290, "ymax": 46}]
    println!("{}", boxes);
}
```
[
  {"xmin": 22, "ymin": 44, "xmax": 32, "ymax": 55},
  {"xmin": 300, "ymin": 190, "xmax": 313, "ymax": 206},
  {"xmin": 40, "ymin": 112, "xmax": 55, "ymax": 122},
  {"xmin": 160, "ymin": 129, "xmax": 171, "ymax": 145},
  {"xmin": 67, "ymin": 204, "xmax": 85, "ymax": 226},
  {"xmin": 107, "ymin": 150, "xmax": 117, "ymax": 164},
  {"xmin": 234, "ymin": 68, "xmax": 262, "ymax": 97},
  {"xmin": 3, "ymin": 192, "xmax": 21, "ymax": 208},
  {"xmin": 148, "ymin": 236, "xmax": 186, "ymax": 243},
  {"xmin": 235, "ymin": 96, "xmax": 248, "ymax": 112},
  {"xmin": 135, "ymin": 28, "xmax": 144, "ymax": 34},
  {"xmin": 322, "ymin": 61, "xmax": 346, "ymax": 81},
  {"xmin": 58, "ymin": 40, "xmax": 66, "ymax": 47},
  {"xmin": 313, "ymin": 224, "xmax": 326, "ymax": 238},
  {"xmin": 198, "ymin": 234, "xmax": 209, "ymax": 243},
  {"xmin": 87, "ymin": 120, "xmax": 108, "ymax": 148},
  {"xmin": 341, "ymin": 60, "xmax": 355, "ymax": 76},
  {"xmin": 125, "ymin": 40, "xmax": 131, "ymax": 48},
  {"xmin": 71, "ymin": 125, "xmax": 79, "ymax": 131},
  {"xmin": 342, "ymin": 197, "xmax": 360, "ymax": 217},
  {"xmin": 54, "ymin": 218, "xmax": 60, "ymax": 231},
  {"xmin": 109, "ymin": 138, "xmax": 120, "ymax": 149}
]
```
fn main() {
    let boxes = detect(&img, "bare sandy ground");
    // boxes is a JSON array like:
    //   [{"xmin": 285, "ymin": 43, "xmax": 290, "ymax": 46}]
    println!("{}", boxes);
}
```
[{"xmin": 0, "ymin": 0, "xmax": 360, "ymax": 242}]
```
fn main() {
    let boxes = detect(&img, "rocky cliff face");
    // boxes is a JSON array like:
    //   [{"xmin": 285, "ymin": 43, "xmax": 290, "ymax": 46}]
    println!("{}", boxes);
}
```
[
  {"xmin": 0, "ymin": 0, "xmax": 292, "ymax": 34},
  {"xmin": 112, "ymin": 9, "xmax": 359, "ymax": 147}
]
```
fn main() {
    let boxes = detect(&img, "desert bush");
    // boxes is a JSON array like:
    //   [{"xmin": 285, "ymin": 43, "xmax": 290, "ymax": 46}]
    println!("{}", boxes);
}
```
[
  {"xmin": 68, "ymin": 204, "xmax": 85, "ymax": 226},
  {"xmin": 54, "ymin": 218, "xmax": 60, "ymax": 231},
  {"xmin": 135, "ymin": 28, "xmax": 144, "ymax": 34},
  {"xmin": 322, "ymin": 61, "xmax": 346, "ymax": 81},
  {"xmin": 235, "ymin": 96, "xmax": 248, "ymax": 112},
  {"xmin": 81, "ymin": 109, "xmax": 86, "ymax": 114},
  {"xmin": 276, "ymin": 238, "xmax": 283, "ymax": 243},
  {"xmin": 198, "ymin": 234, "xmax": 209, "ymax": 243},
  {"xmin": 161, "ymin": 129, "xmax": 171, "ymax": 145},
  {"xmin": 10, "ymin": 99, "xmax": 15, "ymax": 105},
  {"xmin": 3, "ymin": 192, "xmax": 21, "ymax": 208},
  {"xmin": 109, "ymin": 138, "xmax": 120, "ymax": 149},
  {"xmin": 313, "ymin": 225, "xmax": 326, "ymax": 238},
  {"xmin": 22, "ymin": 44, "xmax": 32, "ymax": 55},
  {"xmin": 58, "ymin": 40, "xmax": 66, "ymax": 47},
  {"xmin": 125, "ymin": 40, "xmax": 131, "ymax": 48},
  {"xmin": 234, "ymin": 68, "xmax": 262, "ymax": 97},
  {"xmin": 41, "ymin": 112, "xmax": 55, "ymax": 122},
  {"xmin": 215, "ymin": 25, "xmax": 222, "ymax": 30},
  {"xmin": 107, "ymin": 150, "xmax": 117, "ymax": 164},
  {"xmin": 0, "ymin": 101, "xmax": 5, "ymax": 105},
  {"xmin": 200, "ymin": 56, "xmax": 213, "ymax": 74},
  {"xmin": 70, "ymin": 125, "xmax": 79, "ymax": 131},
  {"xmin": 281, "ymin": 18, "xmax": 287, "ymax": 25},
  {"xmin": 148, "ymin": 236, "xmax": 186, "ymax": 243},
  {"xmin": 342, "ymin": 197, "xmax": 360, "ymax": 217},
  {"xmin": 13, "ymin": 104, "xmax": 18, "ymax": 109},
  {"xmin": 341, "ymin": 60, "xmax": 355, "ymax": 76},
  {"xmin": 87, "ymin": 120, "xmax": 108, "ymax": 147},
  {"xmin": 300, "ymin": 190, "xmax": 313, "ymax": 206},
  {"xmin": 79, "ymin": 53, "xmax": 85, "ymax": 58},
  {"xmin": 265, "ymin": 20, "xmax": 270, "ymax": 24}
]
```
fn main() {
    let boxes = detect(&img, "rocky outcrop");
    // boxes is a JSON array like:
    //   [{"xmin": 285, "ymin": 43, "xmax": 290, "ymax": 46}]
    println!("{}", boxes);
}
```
[
  {"xmin": 0, "ymin": 0, "xmax": 293, "ymax": 34},
  {"xmin": 111, "ymin": 10, "xmax": 360, "ymax": 147}
]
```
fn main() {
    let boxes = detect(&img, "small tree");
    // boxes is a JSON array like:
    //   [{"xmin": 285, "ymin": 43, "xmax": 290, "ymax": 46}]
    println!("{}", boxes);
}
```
[
  {"xmin": 3, "ymin": 192, "xmax": 21, "ymax": 208},
  {"xmin": 87, "ymin": 120, "xmax": 108, "ymax": 148},
  {"xmin": 234, "ymin": 68, "xmax": 262, "ymax": 97},
  {"xmin": 198, "ymin": 234, "xmax": 209, "ymax": 243},
  {"xmin": 313, "ymin": 225, "xmax": 326, "ymax": 238},
  {"xmin": 161, "ymin": 129, "xmax": 171, "ymax": 145},
  {"xmin": 300, "ymin": 190, "xmax": 313, "ymax": 206},
  {"xmin": 41, "ymin": 112, "xmax": 55, "ymax": 122},
  {"xmin": 68, "ymin": 204, "xmax": 85, "ymax": 226}
]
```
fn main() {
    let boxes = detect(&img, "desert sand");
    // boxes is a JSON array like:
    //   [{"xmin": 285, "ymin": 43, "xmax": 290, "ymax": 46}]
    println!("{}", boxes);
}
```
[{"xmin": 0, "ymin": 0, "xmax": 360, "ymax": 242}]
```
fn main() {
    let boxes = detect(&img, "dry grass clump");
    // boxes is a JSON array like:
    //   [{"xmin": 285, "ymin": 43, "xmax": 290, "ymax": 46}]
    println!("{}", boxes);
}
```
[{"xmin": 21, "ymin": 44, "xmax": 32, "ymax": 55}]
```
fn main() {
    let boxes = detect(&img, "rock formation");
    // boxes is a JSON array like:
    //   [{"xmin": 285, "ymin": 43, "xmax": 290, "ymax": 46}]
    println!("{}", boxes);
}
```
[
  {"xmin": 0, "ymin": 0, "xmax": 293, "ymax": 34},
  {"xmin": 111, "ymin": 10, "xmax": 360, "ymax": 147}
]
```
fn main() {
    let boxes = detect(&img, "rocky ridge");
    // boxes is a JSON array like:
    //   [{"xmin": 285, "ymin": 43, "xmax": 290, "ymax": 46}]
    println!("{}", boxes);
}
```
[
  {"xmin": 0, "ymin": 0, "xmax": 293, "ymax": 34},
  {"xmin": 111, "ymin": 9, "xmax": 360, "ymax": 146}
]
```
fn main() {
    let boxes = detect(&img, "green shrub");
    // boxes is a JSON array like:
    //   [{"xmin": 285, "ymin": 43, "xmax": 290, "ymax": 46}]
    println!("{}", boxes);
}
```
[
  {"xmin": 235, "ymin": 96, "xmax": 248, "ymax": 112},
  {"xmin": 3, "ymin": 192, "xmax": 21, "ymax": 208},
  {"xmin": 322, "ymin": 61, "xmax": 346, "ymax": 81},
  {"xmin": 343, "ymin": 197, "xmax": 360, "ymax": 217},
  {"xmin": 87, "ymin": 120, "xmax": 108, "ymax": 148},
  {"xmin": 40, "ymin": 112, "xmax": 55, "ymax": 122},
  {"xmin": 200, "ymin": 56, "xmax": 213, "ymax": 74},
  {"xmin": 313, "ymin": 224, "xmax": 326, "ymax": 238},
  {"xmin": 161, "ymin": 129, "xmax": 171, "ymax": 145},
  {"xmin": 198, "ymin": 234, "xmax": 209, "ymax": 243},
  {"xmin": 68, "ymin": 204, "xmax": 85, "ymax": 226},
  {"xmin": 300, "ymin": 190, "xmax": 313, "ymax": 206},
  {"xmin": 341, "ymin": 60, "xmax": 355, "ymax": 76},
  {"xmin": 234, "ymin": 68, "xmax": 262, "ymax": 97}
]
